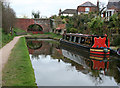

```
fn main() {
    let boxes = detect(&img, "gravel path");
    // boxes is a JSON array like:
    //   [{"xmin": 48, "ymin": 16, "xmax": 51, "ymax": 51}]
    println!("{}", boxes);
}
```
[{"xmin": 0, "ymin": 36, "xmax": 22, "ymax": 69}]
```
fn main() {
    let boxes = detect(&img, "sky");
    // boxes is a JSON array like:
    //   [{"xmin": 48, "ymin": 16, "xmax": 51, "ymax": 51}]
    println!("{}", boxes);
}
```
[{"xmin": 9, "ymin": 0, "xmax": 109, "ymax": 18}]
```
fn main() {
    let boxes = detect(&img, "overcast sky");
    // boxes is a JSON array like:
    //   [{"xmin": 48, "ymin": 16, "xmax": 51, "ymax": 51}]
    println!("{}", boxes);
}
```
[{"xmin": 10, "ymin": 0, "xmax": 109, "ymax": 18}]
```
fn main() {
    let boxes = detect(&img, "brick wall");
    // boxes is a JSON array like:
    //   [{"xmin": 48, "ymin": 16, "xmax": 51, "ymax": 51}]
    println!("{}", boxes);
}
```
[
  {"xmin": 77, "ymin": 6, "xmax": 97, "ymax": 13},
  {"xmin": 15, "ymin": 18, "xmax": 34, "ymax": 31}
]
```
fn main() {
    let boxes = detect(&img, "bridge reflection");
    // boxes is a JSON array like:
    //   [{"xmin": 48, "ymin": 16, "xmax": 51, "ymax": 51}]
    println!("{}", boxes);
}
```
[{"xmin": 26, "ymin": 39, "xmax": 60, "ymax": 56}]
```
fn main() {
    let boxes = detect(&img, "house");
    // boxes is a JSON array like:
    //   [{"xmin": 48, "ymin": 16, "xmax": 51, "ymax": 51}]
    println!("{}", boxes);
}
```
[
  {"xmin": 105, "ymin": 0, "xmax": 120, "ymax": 19},
  {"xmin": 54, "ymin": 24, "xmax": 66, "ymax": 35},
  {"xmin": 77, "ymin": 1, "xmax": 98, "ymax": 14},
  {"xmin": 59, "ymin": 9, "xmax": 77, "ymax": 16}
]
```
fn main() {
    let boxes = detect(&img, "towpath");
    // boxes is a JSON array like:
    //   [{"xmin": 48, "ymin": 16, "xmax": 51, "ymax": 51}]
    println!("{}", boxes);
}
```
[
  {"xmin": 0, "ymin": 36, "xmax": 21, "ymax": 87},
  {"xmin": 0, "ymin": 35, "xmax": 30, "ymax": 70},
  {"xmin": 0, "ymin": 36, "xmax": 22, "ymax": 70}
]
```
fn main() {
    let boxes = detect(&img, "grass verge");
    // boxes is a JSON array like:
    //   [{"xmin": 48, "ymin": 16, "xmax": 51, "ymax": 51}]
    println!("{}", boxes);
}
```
[
  {"xmin": 1, "ymin": 28, "xmax": 14, "ymax": 48},
  {"xmin": 1, "ymin": 28, "xmax": 26, "ymax": 48},
  {"xmin": 14, "ymin": 28, "xmax": 26, "ymax": 33},
  {"xmin": 2, "ymin": 37, "xmax": 36, "ymax": 86}
]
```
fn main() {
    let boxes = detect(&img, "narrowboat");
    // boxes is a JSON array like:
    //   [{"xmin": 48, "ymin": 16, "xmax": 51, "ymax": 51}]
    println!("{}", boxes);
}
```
[{"xmin": 60, "ymin": 33, "xmax": 110, "ymax": 59}]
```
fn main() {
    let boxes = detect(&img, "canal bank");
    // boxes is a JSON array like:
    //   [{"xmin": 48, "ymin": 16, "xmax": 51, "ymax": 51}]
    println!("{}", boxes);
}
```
[{"xmin": 2, "ymin": 37, "xmax": 36, "ymax": 86}]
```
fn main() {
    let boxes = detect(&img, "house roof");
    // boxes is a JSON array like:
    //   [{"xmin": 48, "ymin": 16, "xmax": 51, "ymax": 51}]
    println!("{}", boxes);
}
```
[
  {"xmin": 60, "ymin": 9, "xmax": 77, "ymax": 14},
  {"xmin": 108, "ymin": 0, "xmax": 120, "ymax": 2},
  {"xmin": 107, "ymin": 1, "xmax": 120, "ymax": 10},
  {"xmin": 78, "ymin": 1, "xmax": 97, "ymax": 7}
]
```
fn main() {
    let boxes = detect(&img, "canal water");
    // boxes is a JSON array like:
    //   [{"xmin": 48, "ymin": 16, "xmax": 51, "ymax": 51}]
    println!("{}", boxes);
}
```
[{"xmin": 26, "ymin": 39, "xmax": 120, "ymax": 87}]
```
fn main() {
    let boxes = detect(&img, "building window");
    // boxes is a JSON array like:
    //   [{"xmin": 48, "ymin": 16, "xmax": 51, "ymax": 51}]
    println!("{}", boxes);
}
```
[
  {"xmin": 85, "ymin": 7, "xmax": 90, "ymax": 13},
  {"xmin": 110, "ymin": 11, "xmax": 112, "ymax": 16},
  {"xmin": 107, "ymin": 12, "xmax": 109, "ymax": 17}
]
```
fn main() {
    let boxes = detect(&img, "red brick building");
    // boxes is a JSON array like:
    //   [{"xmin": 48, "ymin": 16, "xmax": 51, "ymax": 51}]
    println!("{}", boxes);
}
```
[{"xmin": 77, "ymin": 1, "xmax": 98, "ymax": 14}]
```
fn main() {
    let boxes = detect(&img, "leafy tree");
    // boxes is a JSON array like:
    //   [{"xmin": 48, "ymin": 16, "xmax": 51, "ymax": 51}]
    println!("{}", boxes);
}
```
[
  {"xmin": 108, "ymin": 13, "xmax": 120, "ymax": 32},
  {"xmin": 50, "ymin": 15, "xmax": 57, "ymax": 19},
  {"xmin": 32, "ymin": 11, "xmax": 40, "ymax": 18},
  {"xmin": 88, "ymin": 16, "xmax": 104, "ymax": 35},
  {"xmin": 69, "ymin": 28, "xmax": 78, "ymax": 33},
  {"xmin": 112, "ymin": 35, "xmax": 120, "ymax": 46},
  {"xmin": 66, "ymin": 13, "xmax": 95, "ymax": 33}
]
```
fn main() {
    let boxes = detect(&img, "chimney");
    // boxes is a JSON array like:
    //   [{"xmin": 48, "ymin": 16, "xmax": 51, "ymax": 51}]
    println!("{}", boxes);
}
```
[
  {"xmin": 97, "ymin": 0, "xmax": 99, "ymax": 11},
  {"xmin": 59, "ymin": 9, "xmax": 62, "ymax": 16}
]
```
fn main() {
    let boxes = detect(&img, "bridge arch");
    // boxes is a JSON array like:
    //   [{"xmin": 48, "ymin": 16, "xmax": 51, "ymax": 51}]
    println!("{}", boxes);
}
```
[{"xmin": 27, "ymin": 24, "xmax": 43, "ymax": 34}]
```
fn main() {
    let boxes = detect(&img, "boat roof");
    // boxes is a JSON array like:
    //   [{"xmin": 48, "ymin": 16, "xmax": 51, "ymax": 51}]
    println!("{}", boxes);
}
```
[
  {"xmin": 66, "ymin": 33, "xmax": 107, "ymax": 37},
  {"xmin": 65, "ymin": 33, "xmax": 107, "ymax": 37},
  {"xmin": 66, "ymin": 33, "xmax": 92, "ymax": 37}
]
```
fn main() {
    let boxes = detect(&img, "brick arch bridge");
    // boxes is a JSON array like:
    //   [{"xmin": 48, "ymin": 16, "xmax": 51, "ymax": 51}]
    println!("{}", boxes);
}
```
[{"xmin": 15, "ymin": 18, "xmax": 52, "ymax": 33}]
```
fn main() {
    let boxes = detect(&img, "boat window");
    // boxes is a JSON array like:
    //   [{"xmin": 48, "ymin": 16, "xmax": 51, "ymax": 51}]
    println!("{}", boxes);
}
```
[
  {"xmin": 85, "ymin": 38, "xmax": 90, "ymax": 44},
  {"xmin": 81, "ymin": 37, "xmax": 85, "ymax": 43},
  {"xmin": 71, "ymin": 36, "xmax": 74, "ymax": 41},
  {"xmin": 76, "ymin": 37, "xmax": 79, "ymax": 43},
  {"xmin": 74, "ymin": 37, "xmax": 76, "ymax": 42},
  {"xmin": 66, "ymin": 35, "xmax": 70, "ymax": 41},
  {"xmin": 78, "ymin": 37, "xmax": 81, "ymax": 43},
  {"xmin": 69, "ymin": 36, "xmax": 72, "ymax": 41}
]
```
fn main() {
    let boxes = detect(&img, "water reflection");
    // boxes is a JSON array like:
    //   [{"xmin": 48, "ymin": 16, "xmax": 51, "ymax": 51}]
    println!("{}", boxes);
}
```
[
  {"xmin": 61, "ymin": 46, "xmax": 110, "ymax": 86},
  {"xmin": 26, "ymin": 39, "xmax": 120, "ymax": 86}
]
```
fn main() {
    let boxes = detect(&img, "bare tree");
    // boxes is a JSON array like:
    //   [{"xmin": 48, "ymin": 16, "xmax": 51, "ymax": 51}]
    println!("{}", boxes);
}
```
[
  {"xmin": 0, "ymin": 1, "xmax": 2, "ymax": 28},
  {"xmin": 2, "ymin": 1, "xmax": 16, "ymax": 34}
]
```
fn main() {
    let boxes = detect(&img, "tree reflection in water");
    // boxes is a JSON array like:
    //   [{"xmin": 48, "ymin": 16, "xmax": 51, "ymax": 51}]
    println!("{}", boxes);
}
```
[{"xmin": 31, "ymin": 54, "xmax": 39, "ymax": 60}]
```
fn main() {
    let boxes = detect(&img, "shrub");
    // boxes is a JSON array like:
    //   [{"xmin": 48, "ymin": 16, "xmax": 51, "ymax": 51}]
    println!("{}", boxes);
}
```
[
  {"xmin": 69, "ymin": 28, "xmax": 78, "ymax": 33},
  {"xmin": 112, "ymin": 35, "xmax": 120, "ymax": 46}
]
